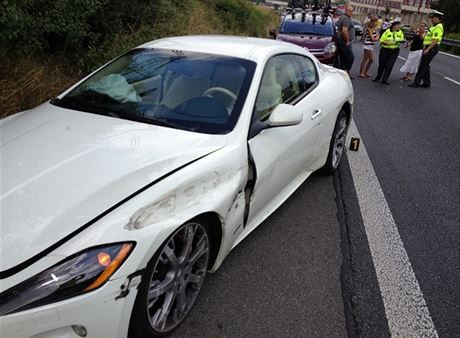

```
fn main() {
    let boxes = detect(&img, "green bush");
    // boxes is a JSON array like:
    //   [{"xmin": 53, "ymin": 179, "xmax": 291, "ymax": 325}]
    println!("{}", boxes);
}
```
[
  {"xmin": 2, "ymin": 0, "xmax": 205, "ymax": 69},
  {"xmin": 213, "ymin": 0, "xmax": 275, "ymax": 36},
  {"xmin": 0, "ymin": 0, "xmax": 276, "ymax": 59},
  {"xmin": 444, "ymin": 32, "xmax": 460, "ymax": 40},
  {"xmin": 1, "ymin": 0, "xmax": 279, "ymax": 117},
  {"xmin": 0, "ymin": 0, "xmax": 168, "ymax": 57},
  {"xmin": 1, "ymin": 0, "xmax": 106, "ymax": 54}
]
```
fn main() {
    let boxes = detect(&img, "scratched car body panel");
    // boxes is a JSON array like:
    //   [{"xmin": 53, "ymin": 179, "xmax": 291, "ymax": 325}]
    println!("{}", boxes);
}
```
[{"xmin": 0, "ymin": 36, "xmax": 353, "ymax": 338}]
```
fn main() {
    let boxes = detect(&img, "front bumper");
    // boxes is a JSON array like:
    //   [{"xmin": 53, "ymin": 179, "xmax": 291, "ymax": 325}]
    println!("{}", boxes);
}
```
[
  {"xmin": 313, "ymin": 53, "xmax": 336, "ymax": 65},
  {"xmin": 0, "ymin": 277, "xmax": 137, "ymax": 338}
]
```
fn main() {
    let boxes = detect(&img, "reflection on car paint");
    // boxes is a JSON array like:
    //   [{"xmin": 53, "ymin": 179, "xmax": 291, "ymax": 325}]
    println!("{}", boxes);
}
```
[{"xmin": 126, "ymin": 168, "xmax": 245, "ymax": 230}]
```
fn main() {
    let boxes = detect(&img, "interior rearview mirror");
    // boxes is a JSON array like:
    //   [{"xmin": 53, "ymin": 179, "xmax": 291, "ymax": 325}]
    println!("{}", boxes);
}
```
[{"xmin": 267, "ymin": 104, "xmax": 303, "ymax": 127}]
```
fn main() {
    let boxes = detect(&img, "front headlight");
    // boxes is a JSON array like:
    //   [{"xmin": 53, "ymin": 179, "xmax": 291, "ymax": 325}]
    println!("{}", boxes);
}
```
[
  {"xmin": 0, "ymin": 242, "xmax": 134, "ymax": 316},
  {"xmin": 324, "ymin": 42, "xmax": 337, "ymax": 55}
]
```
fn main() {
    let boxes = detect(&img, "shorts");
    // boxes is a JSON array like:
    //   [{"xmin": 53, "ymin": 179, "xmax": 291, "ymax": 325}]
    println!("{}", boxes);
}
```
[{"xmin": 363, "ymin": 44, "xmax": 374, "ymax": 51}]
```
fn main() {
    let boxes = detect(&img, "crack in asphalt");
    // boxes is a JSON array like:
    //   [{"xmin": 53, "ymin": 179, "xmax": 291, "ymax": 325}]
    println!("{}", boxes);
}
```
[
  {"xmin": 333, "ymin": 154, "xmax": 395, "ymax": 338},
  {"xmin": 334, "ymin": 165, "xmax": 358, "ymax": 338}
]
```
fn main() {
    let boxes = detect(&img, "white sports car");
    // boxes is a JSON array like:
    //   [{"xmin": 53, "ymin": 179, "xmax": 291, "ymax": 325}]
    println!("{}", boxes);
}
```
[{"xmin": 0, "ymin": 36, "xmax": 353, "ymax": 337}]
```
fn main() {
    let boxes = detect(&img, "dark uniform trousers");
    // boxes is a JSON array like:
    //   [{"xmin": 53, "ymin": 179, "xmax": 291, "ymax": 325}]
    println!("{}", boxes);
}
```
[
  {"xmin": 375, "ymin": 47, "xmax": 399, "ymax": 82},
  {"xmin": 414, "ymin": 45, "xmax": 439, "ymax": 86}
]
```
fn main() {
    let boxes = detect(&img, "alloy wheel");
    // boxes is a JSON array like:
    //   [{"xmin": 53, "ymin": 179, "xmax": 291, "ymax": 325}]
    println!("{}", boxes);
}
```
[
  {"xmin": 332, "ymin": 115, "xmax": 348, "ymax": 169},
  {"xmin": 146, "ymin": 222, "xmax": 209, "ymax": 333}
]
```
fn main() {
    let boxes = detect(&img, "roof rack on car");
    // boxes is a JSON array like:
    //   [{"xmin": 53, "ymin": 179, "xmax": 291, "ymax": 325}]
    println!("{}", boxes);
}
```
[
  {"xmin": 285, "ymin": 0, "xmax": 334, "ymax": 24},
  {"xmin": 287, "ymin": 0, "xmax": 332, "ymax": 10}
]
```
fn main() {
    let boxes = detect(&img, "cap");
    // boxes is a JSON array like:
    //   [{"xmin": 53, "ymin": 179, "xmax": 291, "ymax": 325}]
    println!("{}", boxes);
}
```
[
  {"xmin": 391, "ymin": 17, "xmax": 401, "ymax": 24},
  {"xmin": 430, "ymin": 10, "xmax": 444, "ymax": 18}
]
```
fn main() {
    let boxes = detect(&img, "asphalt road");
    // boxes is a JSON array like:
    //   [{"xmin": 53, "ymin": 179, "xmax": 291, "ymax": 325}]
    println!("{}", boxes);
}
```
[
  {"xmin": 171, "ymin": 42, "xmax": 459, "ymax": 337},
  {"xmin": 173, "ymin": 173, "xmax": 347, "ymax": 337},
  {"xmin": 347, "ymin": 42, "xmax": 460, "ymax": 337}
]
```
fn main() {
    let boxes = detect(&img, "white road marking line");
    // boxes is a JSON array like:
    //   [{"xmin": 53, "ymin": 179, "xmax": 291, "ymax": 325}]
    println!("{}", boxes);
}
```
[
  {"xmin": 396, "ymin": 57, "xmax": 459, "ymax": 86},
  {"xmin": 443, "ymin": 76, "xmax": 460, "ymax": 86},
  {"xmin": 432, "ymin": 70, "xmax": 460, "ymax": 86},
  {"xmin": 398, "ymin": 55, "xmax": 459, "ymax": 85},
  {"xmin": 439, "ymin": 51, "xmax": 460, "ymax": 59},
  {"xmin": 346, "ymin": 120, "xmax": 439, "ymax": 337}
]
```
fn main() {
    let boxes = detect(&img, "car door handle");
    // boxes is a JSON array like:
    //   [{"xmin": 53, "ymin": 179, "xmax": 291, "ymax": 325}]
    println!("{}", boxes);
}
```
[{"xmin": 311, "ymin": 109, "xmax": 322, "ymax": 120}]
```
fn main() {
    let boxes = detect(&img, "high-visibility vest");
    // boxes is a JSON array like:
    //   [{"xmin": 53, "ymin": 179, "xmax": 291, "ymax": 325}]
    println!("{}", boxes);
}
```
[
  {"xmin": 380, "ymin": 29, "xmax": 405, "ymax": 49},
  {"xmin": 423, "ymin": 23, "xmax": 443, "ymax": 46}
]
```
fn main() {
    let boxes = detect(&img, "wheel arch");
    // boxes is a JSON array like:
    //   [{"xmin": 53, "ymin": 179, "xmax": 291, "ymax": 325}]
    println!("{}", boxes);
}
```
[
  {"xmin": 189, "ymin": 212, "xmax": 223, "ymax": 270},
  {"xmin": 341, "ymin": 100, "xmax": 352, "ymax": 126}
]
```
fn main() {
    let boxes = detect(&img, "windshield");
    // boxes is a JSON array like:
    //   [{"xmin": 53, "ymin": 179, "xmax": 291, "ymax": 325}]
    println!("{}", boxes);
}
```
[
  {"xmin": 280, "ymin": 15, "xmax": 334, "ymax": 36},
  {"xmin": 52, "ymin": 49, "xmax": 256, "ymax": 134}
]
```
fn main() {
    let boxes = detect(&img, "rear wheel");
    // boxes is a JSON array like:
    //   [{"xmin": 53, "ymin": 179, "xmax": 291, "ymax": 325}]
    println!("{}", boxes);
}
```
[
  {"xmin": 128, "ymin": 221, "xmax": 210, "ymax": 337},
  {"xmin": 321, "ymin": 110, "xmax": 348, "ymax": 174}
]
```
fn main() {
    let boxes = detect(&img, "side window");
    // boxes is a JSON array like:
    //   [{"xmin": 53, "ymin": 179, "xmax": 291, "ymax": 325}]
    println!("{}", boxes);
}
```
[
  {"xmin": 295, "ymin": 55, "xmax": 318, "ymax": 89},
  {"xmin": 255, "ymin": 54, "xmax": 306, "ymax": 121}
]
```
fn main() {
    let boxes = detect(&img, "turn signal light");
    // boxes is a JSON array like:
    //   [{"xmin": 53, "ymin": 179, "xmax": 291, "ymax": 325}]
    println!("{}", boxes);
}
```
[
  {"xmin": 84, "ymin": 243, "xmax": 133, "ymax": 291},
  {"xmin": 98, "ymin": 252, "xmax": 112, "ymax": 267}
]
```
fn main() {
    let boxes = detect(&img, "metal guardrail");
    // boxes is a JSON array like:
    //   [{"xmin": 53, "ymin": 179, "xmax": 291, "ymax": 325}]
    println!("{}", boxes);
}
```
[
  {"xmin": 403, "ymin": 31, "xmax": 460, "ymax": 48},
  {"xmin": 442, "ymin": 38, "xmax": 460, "ymax": 48}
]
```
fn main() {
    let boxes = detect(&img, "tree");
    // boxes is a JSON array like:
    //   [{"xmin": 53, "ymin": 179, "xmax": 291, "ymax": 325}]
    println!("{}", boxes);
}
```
[{"xmin": 432, "ymin": 0, "xmax": 460, "ymax": 32}]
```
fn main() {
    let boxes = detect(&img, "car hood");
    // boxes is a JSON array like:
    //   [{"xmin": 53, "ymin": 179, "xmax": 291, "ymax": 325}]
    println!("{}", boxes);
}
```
[
  {"xmin": 277, "ymin": 34, "xmax": 333, "ymax": 50},
  {"xmin": 0, "ymin": 103, "xmax": 227, "ymax": 274}
]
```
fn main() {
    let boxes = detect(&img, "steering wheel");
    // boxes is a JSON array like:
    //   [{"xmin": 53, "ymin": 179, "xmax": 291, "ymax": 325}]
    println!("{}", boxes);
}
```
[{"xmin": 202, "ymin": 87, "xmax": 237, "ymax": 113}]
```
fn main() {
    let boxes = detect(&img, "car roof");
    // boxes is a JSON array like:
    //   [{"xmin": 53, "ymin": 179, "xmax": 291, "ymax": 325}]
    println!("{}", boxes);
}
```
[{"xmin": 138, "ymin": 35, "xmax": 310, "ymax": 63}]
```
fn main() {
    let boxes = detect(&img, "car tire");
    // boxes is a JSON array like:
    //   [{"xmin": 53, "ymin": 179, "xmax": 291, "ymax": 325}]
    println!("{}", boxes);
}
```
[
  {"xmin": 128, "ymin": 220, "xmax": 211, "ymax": 337},
  {"xmin": 321, "ymin": 110, "xmax": 349, "ymax": 174}
]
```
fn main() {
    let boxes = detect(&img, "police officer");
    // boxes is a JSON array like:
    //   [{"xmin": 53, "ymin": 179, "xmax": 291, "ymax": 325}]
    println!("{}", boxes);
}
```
[
  {"xmin": 408, "ymin": 10, "xmax": 444, "ymax": 88},
  {"xmin": 373, "ymin": 17, "xmax": 405, "ymax": 85}
]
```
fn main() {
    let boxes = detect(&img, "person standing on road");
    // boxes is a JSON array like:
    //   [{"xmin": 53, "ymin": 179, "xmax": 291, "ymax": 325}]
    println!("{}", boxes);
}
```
[
  {"xmin": 373, "ymin": 18, "xmax": 405, "ymax": 85},
  {"xmin": 408, "ymin": 11, "xmax": 444, "ymax": 88},
  {"xmin": 359, "ymin": 16, "xmax": 379, "ymax": 78},
  {"xmin": 336, "ymin": 5, "xmax": 356, "ymax": 78},
  {"xmin": 400, "ymin": 21, "xmax": 426, "ymax": 81},
  {"xmin": 361, "ymin": 12, "xmax": 373, "ymax": 41}
]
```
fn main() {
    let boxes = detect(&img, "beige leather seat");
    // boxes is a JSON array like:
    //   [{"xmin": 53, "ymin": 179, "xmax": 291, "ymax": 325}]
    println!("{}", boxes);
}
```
[
  {"xmin": 255, "ymin": 64, "xmax": 282, "ymax": 120},
  {"xmin": 160, "ymin": 62, "xmax": 211, "ymax": 109},
  {"xmin": 211, "ymin": 64, "xmax": 246, "ymax": 96}
]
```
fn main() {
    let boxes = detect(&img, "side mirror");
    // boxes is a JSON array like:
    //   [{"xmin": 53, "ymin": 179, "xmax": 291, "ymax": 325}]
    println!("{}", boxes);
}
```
[
  {"xmin": 267, "ymin": 104, "xmax": 303, "ymax": 127},
  {"xmin": 269, "ymin": 28, "xmax": 277, "ymax": 38}
]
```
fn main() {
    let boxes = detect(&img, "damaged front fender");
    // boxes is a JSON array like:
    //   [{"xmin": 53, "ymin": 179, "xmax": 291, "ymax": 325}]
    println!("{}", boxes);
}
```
[{"xmin": 125, "ymin": 168, "xmax": 245, "ymax": 231}]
